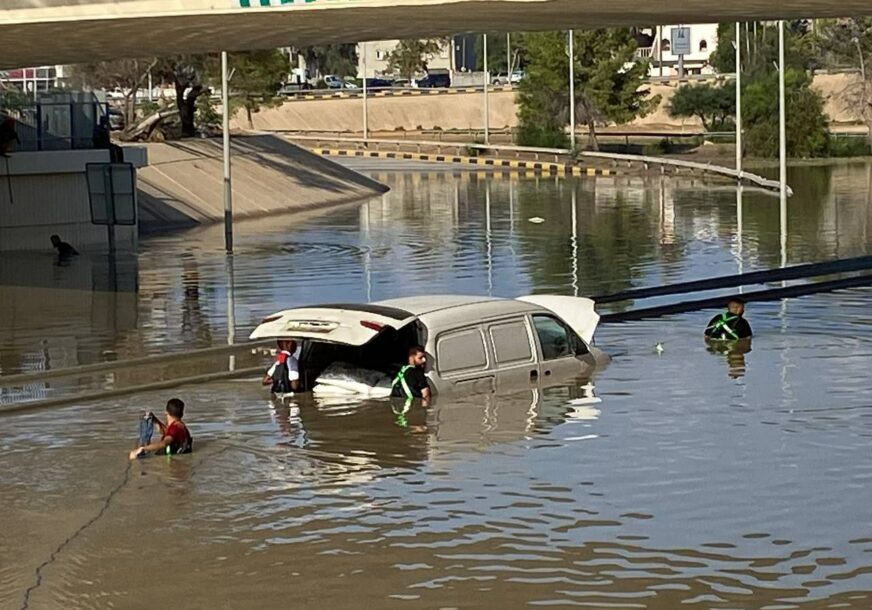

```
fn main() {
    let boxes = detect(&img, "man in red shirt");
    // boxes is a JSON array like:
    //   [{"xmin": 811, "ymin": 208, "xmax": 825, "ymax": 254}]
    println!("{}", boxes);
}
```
[{"xmin": 129, "ymin": 398, "xmax": 193, "ymax": 459}]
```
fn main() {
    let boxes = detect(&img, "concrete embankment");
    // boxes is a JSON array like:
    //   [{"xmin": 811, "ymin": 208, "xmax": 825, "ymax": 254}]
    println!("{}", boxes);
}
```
[
  {"xmin": 242, "ymin": 74, "xmax": 865, "ymax": 134},
  {"xmin": 137, "ymin": 134, "xmax": 388, "ymax": 232}
]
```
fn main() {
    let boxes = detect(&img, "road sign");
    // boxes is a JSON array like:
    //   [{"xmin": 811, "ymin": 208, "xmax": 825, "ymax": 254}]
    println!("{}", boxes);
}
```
[{"xmin": 671, "ymin": 26, "xmax": 691, "ymax": 56}]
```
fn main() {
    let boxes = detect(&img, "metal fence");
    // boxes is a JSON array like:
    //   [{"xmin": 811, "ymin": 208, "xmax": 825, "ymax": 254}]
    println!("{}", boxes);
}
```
[{"xmin": 2, "ymin": 91, "xmax": 109, "ymax": 152}]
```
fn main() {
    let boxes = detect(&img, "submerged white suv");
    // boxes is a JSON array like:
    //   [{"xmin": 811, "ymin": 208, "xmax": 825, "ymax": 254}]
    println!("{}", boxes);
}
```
[{"xmin": 250, "ymin": 295, "xmax": 609, "ymax": 396}]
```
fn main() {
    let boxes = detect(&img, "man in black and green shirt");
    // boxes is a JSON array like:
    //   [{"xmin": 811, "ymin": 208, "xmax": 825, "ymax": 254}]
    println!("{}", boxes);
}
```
[
  {"xmin": 391, "ymin": 345, "xmax": 431, "ymax": 402},
  {"xmin": 705, "ymin": 298, "xmax": 753, "ymax": 341}
]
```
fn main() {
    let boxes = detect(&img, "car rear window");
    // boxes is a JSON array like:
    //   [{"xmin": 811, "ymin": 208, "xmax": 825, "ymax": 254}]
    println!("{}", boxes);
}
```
[
  {"xmin": 437, "ymin": 329, "xmax": 488, "ymax": 374},
  {"xmin": 489, "ymin": 321, "xmax": 533, "ymax": 364}
]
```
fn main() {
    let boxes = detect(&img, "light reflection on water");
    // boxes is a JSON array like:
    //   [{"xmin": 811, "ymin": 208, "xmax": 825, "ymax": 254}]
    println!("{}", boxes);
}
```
[{"xmin": 0, "ymin": 162, "xmax": 871, "ymax": 608}]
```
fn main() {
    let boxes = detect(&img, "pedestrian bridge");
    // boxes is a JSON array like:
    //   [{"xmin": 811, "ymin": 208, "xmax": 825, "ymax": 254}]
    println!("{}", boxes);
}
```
[{"xmin": 3, "ymin": 0, "xmax": 872, "ymax": 69}]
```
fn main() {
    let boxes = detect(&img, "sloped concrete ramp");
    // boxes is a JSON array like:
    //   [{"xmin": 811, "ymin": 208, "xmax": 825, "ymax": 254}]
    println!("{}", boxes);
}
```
[{"xmin": 137, "ymin": 134, "xmax": 387, "ymax": 233}]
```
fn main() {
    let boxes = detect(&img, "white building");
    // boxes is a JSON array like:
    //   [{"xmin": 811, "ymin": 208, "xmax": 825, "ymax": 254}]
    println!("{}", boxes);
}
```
[
  {"xmin": 357, "ymin": 40, "xmax": 453, "ymax": 79},
  {"xmin": 0, "ymin": 65, "xmax": 69, "ymax": 97},
  {"xmin": 635, "ymin": 24, "xmax": 720, "ymax": 77}
]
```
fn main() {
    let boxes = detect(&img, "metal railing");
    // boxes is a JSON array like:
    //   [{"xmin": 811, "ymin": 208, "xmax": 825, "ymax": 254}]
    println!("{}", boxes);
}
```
[{"xmin": 2, "ymin": 92, "xmax": 109, "ymax": 152}]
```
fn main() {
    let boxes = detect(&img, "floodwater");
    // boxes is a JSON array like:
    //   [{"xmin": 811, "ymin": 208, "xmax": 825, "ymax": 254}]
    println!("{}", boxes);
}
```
[{"xmin": 1, "ymin": 162, "xmax": 871, "ymax": 609}]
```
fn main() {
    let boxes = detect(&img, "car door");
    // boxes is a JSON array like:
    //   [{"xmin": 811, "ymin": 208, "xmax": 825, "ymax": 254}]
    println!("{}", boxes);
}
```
[
  {"xmin": 529, "ymin": 313, "xmax": 592, "ymax": 384},
  {"xmin": 486, "ymin": 317, "xmax": 540, "ymax": 393},
  {"xmin": 434, "ymin": 326, "xmax": 495, "ymax": 395}
]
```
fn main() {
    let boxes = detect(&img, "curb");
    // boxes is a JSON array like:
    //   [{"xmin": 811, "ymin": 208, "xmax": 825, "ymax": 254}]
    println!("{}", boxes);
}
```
[{"xmin": 310, "ymin": 148, "xmax": 614, "ymax": 176}]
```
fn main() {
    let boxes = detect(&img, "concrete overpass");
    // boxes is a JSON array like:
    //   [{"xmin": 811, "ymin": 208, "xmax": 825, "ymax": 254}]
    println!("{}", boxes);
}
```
[{"xmin": 3, "ymin": 0, "xmax": 872, "ymax": 69}]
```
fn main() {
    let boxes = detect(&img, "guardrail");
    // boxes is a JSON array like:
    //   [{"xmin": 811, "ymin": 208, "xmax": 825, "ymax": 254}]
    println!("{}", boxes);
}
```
[
  {"xmin": 281, "ymin": 134, "xmax": 790, "ymax": 193},
  {"xmin": 278, "ymin": 84, "xmax": 513, "ymax": 102}
]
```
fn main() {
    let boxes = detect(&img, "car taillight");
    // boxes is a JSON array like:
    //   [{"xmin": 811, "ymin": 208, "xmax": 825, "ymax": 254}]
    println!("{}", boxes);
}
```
[{"xmin": 360, "ymin": 320, "xmax": 384, "ymax": 332}]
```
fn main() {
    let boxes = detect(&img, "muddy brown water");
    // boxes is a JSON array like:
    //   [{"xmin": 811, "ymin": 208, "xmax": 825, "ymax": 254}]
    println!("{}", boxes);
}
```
[{"xmin": 1, "ymin": 163, "xmax": 871, "ymax": 609}]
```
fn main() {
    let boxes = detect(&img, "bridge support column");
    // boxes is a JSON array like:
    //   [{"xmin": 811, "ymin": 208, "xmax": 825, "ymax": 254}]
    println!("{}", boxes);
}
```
[{"xmin": 222, "ymin": 51, "xmax": 233, "ymax": 253}]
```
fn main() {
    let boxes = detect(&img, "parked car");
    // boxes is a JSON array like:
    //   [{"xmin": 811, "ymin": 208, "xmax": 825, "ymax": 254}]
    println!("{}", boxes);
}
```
[
  {"xmin": 491, "ymin": 72, "xmax": 510, "ymax": 86},
  {"xmin": 509, "ymin": 69, "xmax": 525, "ymax": 84},
  {"xmin": 416, "ymin": 70, "xmax": 451, "ymax": 88},
  {"xmin": 323, "ymin": 74, "xmax": 345, "ymax": 89},
  {"xmin": 277, "ymin": 82, "xmax": 314, "ymax": 96},
  {"xmin": 364, "ymin": 77, "xmax": 393, "ymax": 90},
  {"xmin": 249, "ymin": 294, "xmax": 609, "ymax": 397}
]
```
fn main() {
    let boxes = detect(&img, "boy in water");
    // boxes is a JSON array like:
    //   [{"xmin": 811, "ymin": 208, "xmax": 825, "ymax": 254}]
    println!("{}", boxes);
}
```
[
  {"xmin": 129, "ymin": 398, "xmax": 193, "ymax": 459},
  {"xmin": 705, "ymin": 297, "xmax": 753, "ymax": 341},
  {"xmin": 262, "ymin": 339, "xmax": 301, "ymax": 394}
]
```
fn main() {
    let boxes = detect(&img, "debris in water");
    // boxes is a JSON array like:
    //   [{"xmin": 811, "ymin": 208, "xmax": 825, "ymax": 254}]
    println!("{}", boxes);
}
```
[
  {"xmin": 655, "ymin": 342, "xmax": 664, "ymax": 354},
  {"xmin": 528, "ymin": 217, "xmax": 545, "ymax": 224}
]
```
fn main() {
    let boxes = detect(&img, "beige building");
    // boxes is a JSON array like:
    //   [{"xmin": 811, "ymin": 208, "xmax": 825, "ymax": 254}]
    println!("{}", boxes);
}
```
[{"xmin": 357, "ymin": 40, "xmax": 452, "ymax": 79}]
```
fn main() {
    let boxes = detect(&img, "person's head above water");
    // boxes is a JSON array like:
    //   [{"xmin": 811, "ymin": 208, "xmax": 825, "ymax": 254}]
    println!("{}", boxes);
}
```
[
  {"xmin": 727, "ymin": 297, "xmax": 746, "ymax": 317},
  {"xmin": 277, "ymin": 339, "xmax": 297, "ymax": 353},
  {"xmin": 50, "ymin": 234, "xmax": 62, "ymax": 247},
  {"xmin": 166, "ymin": 397, "xmax": 185, "ymax": 421},
  {"xmin": 407, "ymin": 345, "xmax": 427, "ymax": 368}
]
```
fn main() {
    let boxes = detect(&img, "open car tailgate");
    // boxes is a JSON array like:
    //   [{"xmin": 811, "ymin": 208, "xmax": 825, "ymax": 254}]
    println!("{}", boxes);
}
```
[{"xmin": 248, "ymin": 303, "xmax": 417, "ymax": 346}]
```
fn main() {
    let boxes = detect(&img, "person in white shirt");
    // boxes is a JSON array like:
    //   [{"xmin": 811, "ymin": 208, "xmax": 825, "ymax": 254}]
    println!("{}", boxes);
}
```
[{"xmin": 262, "ymin": 339, "xmax": 301, "ymax": 394}]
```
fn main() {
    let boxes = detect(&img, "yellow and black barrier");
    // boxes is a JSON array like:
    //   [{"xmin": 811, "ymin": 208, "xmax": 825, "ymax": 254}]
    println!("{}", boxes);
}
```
[{"xmin": 311, "ymin": 147, "xmax": 614, "ymax": 177}]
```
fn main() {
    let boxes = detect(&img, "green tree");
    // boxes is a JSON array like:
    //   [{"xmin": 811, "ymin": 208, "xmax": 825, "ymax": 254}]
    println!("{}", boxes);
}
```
[
  {"xmin": 300, "ymin": 44, "xmax": 358, "ymax": 78},
  {"xmin": 386, "ymin": 39, "xmax": 445, "ymax": 81},
  {"xmin": 152, "ymin": 55, "xmax": 208, "ymax": 138},
  {"xmin": 204, "ymin": 50, "xmax": 288, "ymax": 128},
  {"xmin": 817, "ymin": 18, "xmax": 872, "ymax": 150},
  {"xmin": 743, "ymin": 68, "xmax": 829, "ymax": 157},
  {"xmin": 669, "ymin": 82, "xmax": 736, "ymax": 131},
  {"xmin": 517, "ymin": 30, "xmax": 658, "ymax": 150}
]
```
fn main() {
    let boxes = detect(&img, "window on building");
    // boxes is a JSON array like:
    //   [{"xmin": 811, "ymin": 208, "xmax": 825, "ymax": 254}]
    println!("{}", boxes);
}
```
[
  {"xmin": 699, "ymin": 39, "xmax": 708, "ymax": 52},
  {"xmin": 661, "ymin": 38, "xmax": 671, "ymax": 53},
  {"xmin": 375, "ymin": 50, "xmax": 385, "ymax": 61}
]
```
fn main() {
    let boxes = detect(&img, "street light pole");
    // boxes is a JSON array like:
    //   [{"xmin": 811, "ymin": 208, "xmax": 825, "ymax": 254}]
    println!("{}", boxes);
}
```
[
  {"xmin": 569, "ymin": 29, "xmax": 576, "ymax": 151},
  {"xmin": 483, "ymin": 33, "xmax": 490, "ymax": 144},
  {"xmin": 506, "ymin": 32, "xmax": 511, "ymax": 74},
  {"xmin": 778, "ymin": 20, "xmax": 787, "ymax": 268},
  {"xmin": 735, "ymin": 22, "xmax": 742, "ymax": 179},
  {"xmin": 362, "ymin": 43, "xmax": 369, "ymax": 140},
  {"xmin": 221, "ymin": 51, "xmax": 233, "ymax": 253}
]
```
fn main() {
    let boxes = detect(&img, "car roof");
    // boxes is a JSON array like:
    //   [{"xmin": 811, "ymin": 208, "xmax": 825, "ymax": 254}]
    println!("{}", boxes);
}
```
[{"xmin": 375, "ymin": 294, "xmax": 504, "ymax": 316}]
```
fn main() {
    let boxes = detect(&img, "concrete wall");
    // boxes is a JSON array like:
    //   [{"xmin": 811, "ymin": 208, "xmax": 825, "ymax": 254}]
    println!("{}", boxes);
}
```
[
  {"xmin": 0, "ymin": 148, "xmax": 147, "ymax": 252},
  {"xmin": 242, "ymin": 73, "xmax": 866, "ymax": 134}
]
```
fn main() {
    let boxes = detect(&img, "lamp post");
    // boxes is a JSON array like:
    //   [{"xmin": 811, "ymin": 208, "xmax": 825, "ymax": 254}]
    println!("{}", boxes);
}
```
[
  {"xmin": 221, "ymin": 51, "xmax": 233, "ymax": 253},
  {"xmin": 569, "ymin": 29, "xmax": 576, "ymax": 151},
  {"xmin": 483, "ymin": 33, "xmax": 490, "ymax": 144}
]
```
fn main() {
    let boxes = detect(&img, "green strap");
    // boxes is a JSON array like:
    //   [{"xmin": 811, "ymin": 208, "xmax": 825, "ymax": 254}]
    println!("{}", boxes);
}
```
[
  {"xmin": 392, "ymin": 365, "xmax": 414, "ymax": 399},
  {"xmin": 707, "ymin": 313, "xmax": 740, "ymax": 340}
]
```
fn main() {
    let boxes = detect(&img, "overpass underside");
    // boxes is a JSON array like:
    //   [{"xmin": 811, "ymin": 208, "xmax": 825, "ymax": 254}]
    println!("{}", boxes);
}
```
[{"xmin": 3, "ymin": 0, "xmax": 872, "ymax": 69}]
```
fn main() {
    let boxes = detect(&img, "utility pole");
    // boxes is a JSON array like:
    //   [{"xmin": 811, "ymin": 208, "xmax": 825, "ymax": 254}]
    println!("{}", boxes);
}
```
[
  {"xmin": 483, "ymin": 33, "xmax": 490, "ymax": 144},
  {"xmin": 506, "ymin": 33, "xmax": 511, "ymax": 74},
  {"xmin": 221, "ymin": 51, "xmax": 233, "ymax": 253},
  {"xmin": 735, "ymin": 22, "xmax": 742, "ymax": 179},
  {"xmin": 569, "ymin": 29, "xmax": 576, "ymax": 151},
  {"xmin": 778, "ymin": 20, "xmax": 787, "ymax": 268},
  {"xmin": 362, "ymin": 43, "xmax": 369, "ymax": 140}
]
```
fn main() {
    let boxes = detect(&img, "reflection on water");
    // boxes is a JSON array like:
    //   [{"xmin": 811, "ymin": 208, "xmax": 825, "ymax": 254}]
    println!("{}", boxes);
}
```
[{"xmin": 1, "ymin": 162, "xmax": 871, "ymax": 608}]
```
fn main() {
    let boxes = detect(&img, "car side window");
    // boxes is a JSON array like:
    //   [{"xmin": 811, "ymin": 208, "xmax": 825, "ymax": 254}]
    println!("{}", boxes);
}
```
[
  {"xmin": 532, "ymin": 315, "xmax": 586, "ymax": 360},
  {"xmin": 437, "ymin": 328, "xmax": 489, "ymax": 375},
  {"xmin": 489, "ymin": 320, "xmax": 533, "ymax": 365}
]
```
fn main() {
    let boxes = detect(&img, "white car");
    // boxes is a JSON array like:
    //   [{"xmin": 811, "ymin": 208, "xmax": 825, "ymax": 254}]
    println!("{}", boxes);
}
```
[{"xmin": 250, "ymin": 295, "xmax": 609, "ymax": 397}]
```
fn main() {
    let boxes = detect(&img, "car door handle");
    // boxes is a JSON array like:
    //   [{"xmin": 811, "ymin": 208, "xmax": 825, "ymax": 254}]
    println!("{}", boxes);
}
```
[{"xmin": 530, "ymin": 369, "xmax": 539, "ymax": 380}]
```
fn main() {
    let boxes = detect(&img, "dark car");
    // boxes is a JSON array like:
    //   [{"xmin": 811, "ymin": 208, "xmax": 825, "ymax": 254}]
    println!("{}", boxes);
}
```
[
  {"xmin": 416, "ymin": 70, "xmax": 451, "ymax": 88},
  {"xmin": 364, "ymin": 78, "xmax": 393, "ymax": 90},
  {"xmin": 277, "ymin": 82, "xmax": 314, "ymax": 96}
]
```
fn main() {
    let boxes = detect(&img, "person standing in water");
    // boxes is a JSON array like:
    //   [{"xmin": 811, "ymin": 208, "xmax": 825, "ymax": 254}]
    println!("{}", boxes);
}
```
[
  {"xmin": 705, "ymin": 297, "xmax": 753, "ymax": 341},
  {"xmin": 262, "ymin": 339, "xmax": 301, "ymax": 394}
]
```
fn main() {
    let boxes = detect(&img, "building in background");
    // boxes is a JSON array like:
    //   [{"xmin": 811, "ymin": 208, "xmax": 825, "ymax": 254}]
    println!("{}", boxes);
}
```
[
  {"xmin": 357, "ymin": 39, "xmax": 453, "ymax": 79},
  {"xmin": 0, "ymin": 65, "xmax": 69, "ymax": 97},
  {"xmin": 634, "ymin": 24, "xmax": 719, "ymax": 77}
]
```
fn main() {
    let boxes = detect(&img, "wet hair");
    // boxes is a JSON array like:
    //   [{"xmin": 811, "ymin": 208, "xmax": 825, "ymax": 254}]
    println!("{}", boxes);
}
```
[
  {"xmin": 50, "ymin": 234, "xmax": 61, "ymax": 243},
  {"xmin": 728, "ymin": 297, "xmax": 746, "ymax": 306},
  {"xmin": 408, "ymin": 345, "xmax": 426, "ymax": 357},
  {"xmin": 166, "ymin": 398, "xmax": 185, "ymax": 419}
]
